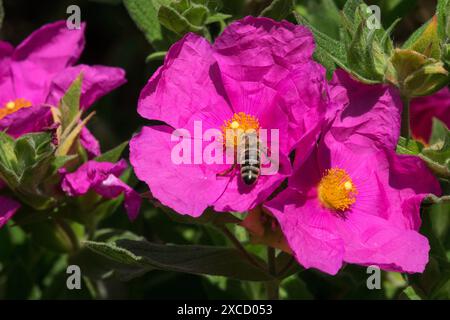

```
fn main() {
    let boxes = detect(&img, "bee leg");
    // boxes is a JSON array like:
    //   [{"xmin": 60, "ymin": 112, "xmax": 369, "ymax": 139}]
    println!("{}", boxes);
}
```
[{"xmin": 217, "ymin": 164, "xmax": 236, "ymax": 177}]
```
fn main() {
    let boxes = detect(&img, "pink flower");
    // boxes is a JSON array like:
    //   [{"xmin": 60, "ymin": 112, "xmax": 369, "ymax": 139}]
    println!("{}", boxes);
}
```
[
  {"xmin": 0, "ymin": 196, "xmax": 21, "ymax": 228},
  {"xmin": 60, "ymin": 160, "xmax": 142, "ymax": 221},
  {"xmin": 410, "ymin": 87, "xmax": 450, "ymax": 143},
  {"xmin": 0, "ymin": 21, "xmax": 126, "ymax": 156},
  {"xmin": 130, "ymin": 17, "xmax": 342, "ymax": 217},
  {"xmin": 264, "ymin": 71, "xmax": 441, "ymax": 275}
]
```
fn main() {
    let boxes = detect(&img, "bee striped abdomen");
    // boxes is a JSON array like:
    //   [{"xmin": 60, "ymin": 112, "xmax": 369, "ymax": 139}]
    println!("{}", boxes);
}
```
[{"xmin": 239, "ymin": 133, "xmax": 261, "ymax": 185}]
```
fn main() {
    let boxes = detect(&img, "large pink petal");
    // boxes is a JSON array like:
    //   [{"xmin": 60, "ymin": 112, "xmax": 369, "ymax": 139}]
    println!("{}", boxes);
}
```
[
  {"xmin": 264, "ymin": 188, "xmax": 345, "ymax": 275},
  {"xmin": 0, "ymin": 196, "xmax": 21, "ymax": 228},
  {"xmin": 334, "ymin": 211, "xmax": 430, "ymax": 273},
  {"xmin": 130, "ymin": 125, "xmax": 229, "ymax": 217},
  {"xmin": 138, "ymin": 33, "xmax": 231, "ymax": 128},
  {"xmin": 328, "ymin": 69, "xmax": 402, "ymax": 151},
  {"xmin": 213, "ymin": 17, "xmax": 314, "ymax": 116},
  {"xmin": 276, "ymin": 62, "xmax": 333, "ymax": 154},
  {"xmin": 46, "ymin": 64, "xmax": 126, "ymax": 109},
  {"xmin": 11, "ymin": 21, "xmax": 85, "ymax": 104}
]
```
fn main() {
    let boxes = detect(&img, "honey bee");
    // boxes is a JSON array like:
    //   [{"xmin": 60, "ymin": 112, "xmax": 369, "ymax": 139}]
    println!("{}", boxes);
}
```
[{"xmin": 218, "ymin": 131, "xmax": 269, "ymax": 186}]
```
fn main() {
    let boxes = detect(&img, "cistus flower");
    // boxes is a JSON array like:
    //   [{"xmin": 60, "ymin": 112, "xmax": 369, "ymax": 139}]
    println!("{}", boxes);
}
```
[
  {"xmin": 264, "ymin": 71, "xmax": 441, "ymax": 275},
  {"xmin": 410, "ymin": 87, "xmax": 450, "ymax": 143},
  {"xmin": 130, "ymin": 17, "xmax": 344, "ymax": 217},
  {"xmin": 0, "ymin": 20, "xmax": 126, "ymax": 156},
  {"xmin": 0, "ymin": 196, "xmax": 21, "ymax": 228},
  {"xmin": 60, "ymin": 160, "xmax": 141, "ymax": 221}
]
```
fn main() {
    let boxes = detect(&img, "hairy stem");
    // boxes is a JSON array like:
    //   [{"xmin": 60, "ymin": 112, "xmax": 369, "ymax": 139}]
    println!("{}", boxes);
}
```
[
  {"xmin": 266, "ymin": 246, "xmax": 279, "ymax": 300},
  {"xmin": 401, "ymin": 96, "xmax": 411, "ymax": 140}
]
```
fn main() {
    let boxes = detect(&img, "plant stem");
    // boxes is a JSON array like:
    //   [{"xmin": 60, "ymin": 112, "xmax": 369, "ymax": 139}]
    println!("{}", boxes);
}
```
[
  {"xmin": 266, "ymin": 246, "xmax": 279, "ymax": 300},
  {"xmin": 401, "ymin": 95, "xmax": 411, "ymax": 140},
  {"xmin": 219, "ymin": 225, "xmax": 266, "ymax": 270}
]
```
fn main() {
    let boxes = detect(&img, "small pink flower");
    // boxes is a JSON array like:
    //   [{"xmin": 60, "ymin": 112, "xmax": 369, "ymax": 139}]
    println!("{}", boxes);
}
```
[
  {"xmin": 410, "ymin": 87, "xmax": 450, "ymax": 143},
  {"xmin": 0, "ymin": 21, "xmax": 126, "ymax": 156},
  {"xmin": 264, "ymin": 71, "xmax": 441, "ymax": 275},
  {"xmin": 130, "ymin": 17, "xmax": 342, "ymax": 217},
  {"xmin": 60, "ymin": 160, "xmax": 141, "ymax": 221}
]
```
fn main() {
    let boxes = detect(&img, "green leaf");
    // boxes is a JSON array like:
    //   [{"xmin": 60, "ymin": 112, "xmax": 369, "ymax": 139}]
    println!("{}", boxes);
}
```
[
  {"xmin": 260, "ymin": 0, "xmax": 294, "ymax": 20},
  {"xmin": 84, "ymin": 239, "xmax": 272, "ymax": 281},
  {"xmin": 59, "ymin": 74, "xmax": 82, "ymax": 133},
  {"xmin": 182, "ymin": 3, "xmax": 209, "ymax": 26},
  {"xmin": 123, "ymin": 0, "xmax": 173, "ymax": 50},
  {"xmin": 436, "ymin": 0, "xmax": 450, "ymax": 40},
  {"xmin": 158, "ymin": 4, "xmax": 203, "ymax": 35},
  {"xmin": 294, "ymin": 13, "xmax": 348, "ymax": 78},
  {"xmin": 403, "ymin": 17, "xmax": 441, "ymax": 60},
  {"xmin": 94, "ymin": 141, "xmax": 128, "ymax": 163}
]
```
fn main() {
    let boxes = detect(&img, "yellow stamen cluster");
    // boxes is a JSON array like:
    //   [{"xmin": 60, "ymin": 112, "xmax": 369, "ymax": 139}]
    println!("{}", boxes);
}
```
[
  {"xmin": 221, "ymin": 112, "xmax": 260, "ymax": 147},
  {"xmin": 318, "ymin": 168, "xmax": 358, "ymax": 211},
  {"xmin": 0, "ymin": 98, "xmax": 32, "ymax": 120}
]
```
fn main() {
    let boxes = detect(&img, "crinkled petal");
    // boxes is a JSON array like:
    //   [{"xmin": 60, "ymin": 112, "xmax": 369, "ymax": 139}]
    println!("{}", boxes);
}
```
[
  {"xmin": 130, "ymin": 125, "xmax": 229, "ymax": 217},
  {"xmin": 328, "ymin": 69, "xmax": 402, "ymax": 151},
  {"xmin": 80, "ymin": 127, "xmax": 101, "ymax": 158},
  {"xmin": 61, "ymin": 160, "xmax": 127, "ymax": 196},
  {"xmin": 0, "ymin": 196, "xmax": 21, "ymax": 228},
  {"xmin": 276, "ymin": 62, "xmax": 334, "ymax": 154},
  {"xmin": 265, "ymin": 188, "xmax": 345, "ymax": 275},
  {"xmin": 213, "ymin": 16, "xmax": 314, "ymax": 116},
  {"xmin": 334, "ymin": 210, "xmax": 430, "ymax": 273},
  {"xmin": 60, "ymin": 159, "xmax": 140, "ymax": 220},
  {"xmin": 46, "ymin": 64, "xmax": 126, "ymax": 109},
  {"xmin": 0, "ymin": 104, "xmax": 52, "ymax": 137},
  {"xmin": 11, "ymin": 21, "xmax": 85, "ymax": 104},
  {"xmin": 138, "ymin": 33, "xmax": 231, "ymax": 128}
]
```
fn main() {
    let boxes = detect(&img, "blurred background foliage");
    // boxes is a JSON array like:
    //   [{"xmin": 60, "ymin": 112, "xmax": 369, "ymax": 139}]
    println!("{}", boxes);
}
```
[{"xmin": 0, "ymin": 0, "xmax": 449, "ymax": 300}]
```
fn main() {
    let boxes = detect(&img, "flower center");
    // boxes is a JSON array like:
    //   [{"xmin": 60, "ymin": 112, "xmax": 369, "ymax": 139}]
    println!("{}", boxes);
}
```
[
  {"xmin": 0, "ymin": 98, "xmax": 32, "ymax": 120},
  {"xmin": 317, "ymin": 168, "xmax": 358, "ymax": 211},
  {"xmin": 221, "ymin": 112, "xmax": 260, "ymax": 147}
]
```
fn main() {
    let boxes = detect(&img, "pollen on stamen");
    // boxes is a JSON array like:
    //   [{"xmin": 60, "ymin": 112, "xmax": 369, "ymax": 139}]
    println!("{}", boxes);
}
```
[
  {"xmin": 221, "ymin": 112, "xmax": 260, "ymax": 147},
  {"xmin": 318, "ymin": 167, "xmax": 358, "ymax": 212},
  {"xmin": 0, "ymin": 98, "xmax": 32, "ymax": 120}
]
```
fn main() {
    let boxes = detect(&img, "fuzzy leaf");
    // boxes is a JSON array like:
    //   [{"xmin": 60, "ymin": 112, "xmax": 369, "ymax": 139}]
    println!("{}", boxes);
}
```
[
  {"xmin": 59, "ymin": 74, "xmax": 82, "ymax": 133},
  {"xmin": 158, "ymin": 4, "xmax": 203, "ymax": 35},
  {"xmin": 123, "ymin": 0, "xmax": 173, "ymax": 50},
  {"xmin": 260, "ymin": 0, "xmax": 294, "ymax": 20},
  {"xmin": 84, "ymin": 239, "xmax": 273, "ymax": 281},
  {"xmin": 182, "ymin": 3, "xmax": 209, "ymax": 26}
]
